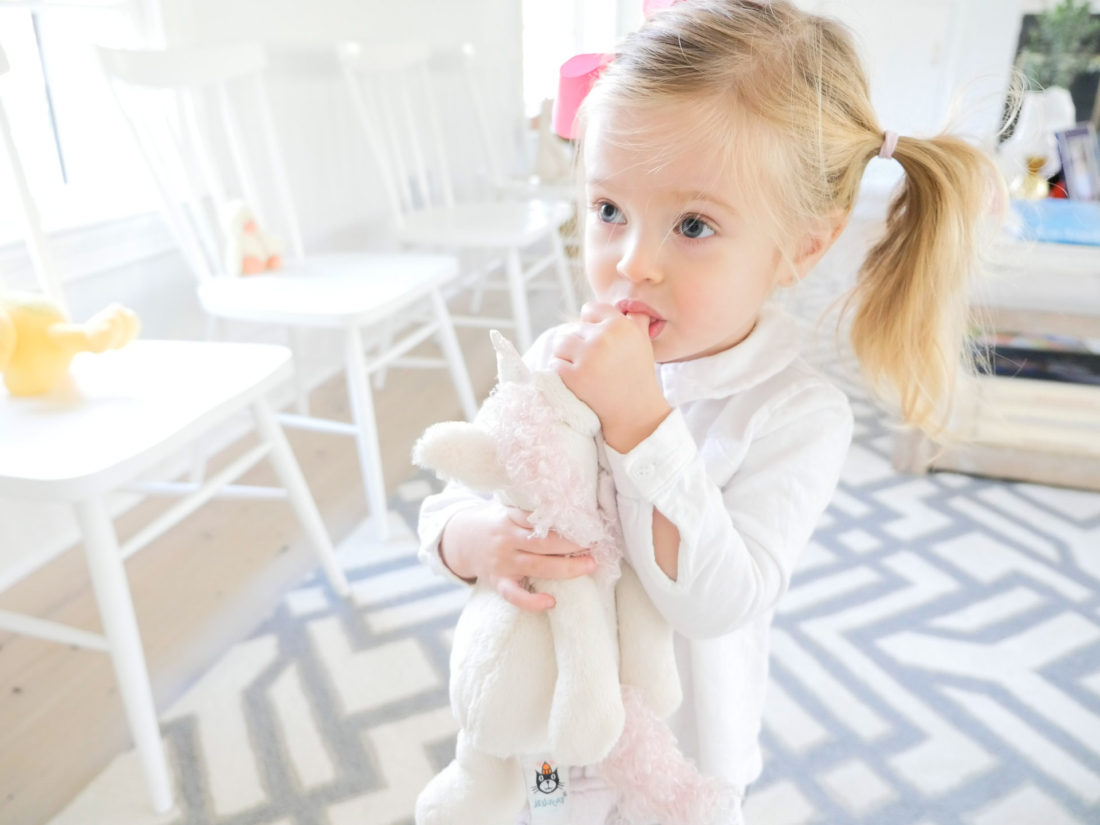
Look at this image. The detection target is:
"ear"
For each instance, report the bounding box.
[412,421,509,492]
[490,329,530,384]
[780,211,848,286]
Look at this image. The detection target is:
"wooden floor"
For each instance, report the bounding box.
[0,292,559,825]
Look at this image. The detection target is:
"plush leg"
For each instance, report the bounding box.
[616,563,681,718]
[450,588,557,755]
[415,731,527,825]
[538,576,624,765]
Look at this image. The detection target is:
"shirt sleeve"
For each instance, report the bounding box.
[605,384,853,639]
[416,481,489,585]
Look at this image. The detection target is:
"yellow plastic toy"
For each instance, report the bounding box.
[0,293,140,396]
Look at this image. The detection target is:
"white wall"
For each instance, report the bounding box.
[803,0,1023,142]
[160,0,521,55]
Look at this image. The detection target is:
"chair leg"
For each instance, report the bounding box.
[374,321,394,391]
[550,226,579,316]
[251,398,351,596]
[204,313,224,342]
[75,499,173,815]
[344,325,391,540]
[188,440,208,485]
[188,315,223,484]
[505,247,533,351]
[468,248,487,314]
[431,289,478,421]
[289,326,311,416]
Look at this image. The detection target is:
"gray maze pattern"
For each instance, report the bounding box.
[749,325,1100,825]
[754,390,1100,825]
[51,320,1100,825]
[145,507,466,825]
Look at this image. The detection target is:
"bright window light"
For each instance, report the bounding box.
[520,0,629,119]
[0,3,154,244]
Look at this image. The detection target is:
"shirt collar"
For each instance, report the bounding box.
[656,303,805,406]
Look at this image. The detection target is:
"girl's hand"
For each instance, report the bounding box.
[440,501,596,612]
[551,302,672,452]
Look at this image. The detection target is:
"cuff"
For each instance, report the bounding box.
[604,408,698,501]
[416,497,483,586]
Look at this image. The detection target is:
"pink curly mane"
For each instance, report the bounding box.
[484,379,622,587]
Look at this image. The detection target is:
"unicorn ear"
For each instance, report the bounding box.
[412,420,509,492]
[490,329,530,384]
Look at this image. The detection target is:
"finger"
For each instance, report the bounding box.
[624,311,652,335]
[504,506,534,530]
[517,550,596,580]
[497,577,556,612]
[524,529,588,557]
[549,326,585,363]
[580,301,617,323]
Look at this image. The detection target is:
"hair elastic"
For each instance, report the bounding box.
[879,130,899,160]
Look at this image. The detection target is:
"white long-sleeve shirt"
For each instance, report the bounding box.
[417,303,853,795]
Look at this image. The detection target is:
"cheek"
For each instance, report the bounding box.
[583,246,617,293]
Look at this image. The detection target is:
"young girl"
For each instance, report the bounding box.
[418,1,1004,822]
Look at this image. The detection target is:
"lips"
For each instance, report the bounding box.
[615,299,666,340]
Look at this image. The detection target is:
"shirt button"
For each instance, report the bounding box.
[633,463,655,479]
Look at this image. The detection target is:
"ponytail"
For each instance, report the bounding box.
[848,135,1005,435]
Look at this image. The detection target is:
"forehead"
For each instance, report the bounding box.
[582,104,739,194]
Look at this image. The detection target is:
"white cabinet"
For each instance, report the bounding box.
[895,238,1100,490]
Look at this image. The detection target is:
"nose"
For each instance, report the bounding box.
[615,229,663,284]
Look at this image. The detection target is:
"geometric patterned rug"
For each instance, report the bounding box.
[48,322,1100,825]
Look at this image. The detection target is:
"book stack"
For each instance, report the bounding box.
[976,330,1100,386]
[938,330,1100,478]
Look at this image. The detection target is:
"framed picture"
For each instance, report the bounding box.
[1056,124,1100,201]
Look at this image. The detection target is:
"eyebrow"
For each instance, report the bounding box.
[586,176,738,216]
[670,189,739,216]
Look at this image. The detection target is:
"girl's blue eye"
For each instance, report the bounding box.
[678,215,714,239]
[597,202,626,224]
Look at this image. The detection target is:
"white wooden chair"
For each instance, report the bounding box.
[449,44,579,209]
[338,42,579,351]
[0,44,348,814]
[451,45,583,260]
[97,43,478,539]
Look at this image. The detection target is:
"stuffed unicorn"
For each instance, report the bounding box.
[412,330,731,825]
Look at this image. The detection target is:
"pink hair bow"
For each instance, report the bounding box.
[552,53,613,139]
[552,0,689,139]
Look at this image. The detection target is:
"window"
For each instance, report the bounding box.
[0,3,158,262]
[520,0,641,118]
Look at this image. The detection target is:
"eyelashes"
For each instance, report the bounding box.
[677,215,714,239]
[590,200,716,240]
[595,201,626,224]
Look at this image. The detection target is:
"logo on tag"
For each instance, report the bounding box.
[523,755,570,824]
[535,762,561,794]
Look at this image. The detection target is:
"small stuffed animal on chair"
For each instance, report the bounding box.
[222,200,283,276]
[412,331,730,825]
[0,293,139,396]
[532,98,573,186]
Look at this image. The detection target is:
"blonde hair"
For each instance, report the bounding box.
[579,0,1005,435]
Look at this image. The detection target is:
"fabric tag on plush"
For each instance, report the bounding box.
[523,755,571,824]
